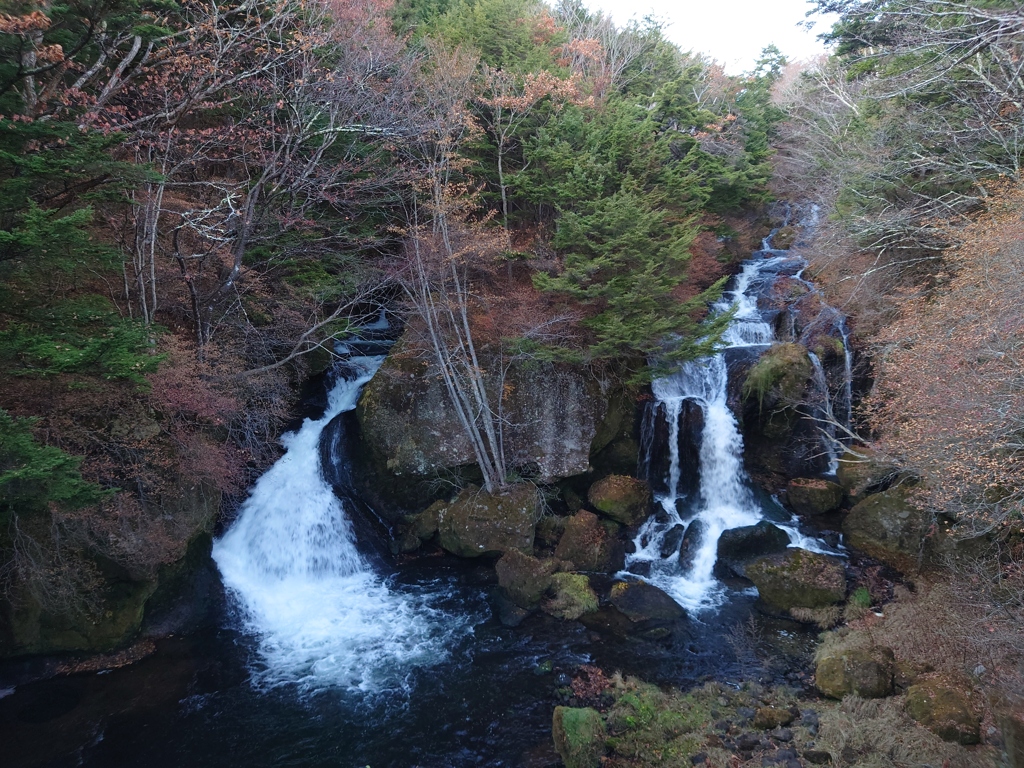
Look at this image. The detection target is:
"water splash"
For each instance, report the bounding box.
[213,357,474,694]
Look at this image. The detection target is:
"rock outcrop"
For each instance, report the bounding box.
[786,478,843,516]
[587,475,650,526]
[716,521,791,577]
[437,484,542,558]
[746,549,847,611]
[554,510,625,573]
[843,487,931,573]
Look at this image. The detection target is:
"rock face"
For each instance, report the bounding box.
[357,340,611,492]
[787,478,844,516]
[608,581,685,623]
[554,510,625,573]
[716,521,791,577]
[437,484,542,558]
[746,549,846,610]
[495,550,561,608]
[905,673,982,744]
[835,446,899,503]
[739,343,829,478]
[587,475,650,526]
[815,645,895,699]
[843,488,931,573]
[552,706,607,768]
[543,573,599,621]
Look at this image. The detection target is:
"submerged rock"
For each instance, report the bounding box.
[587,475,650,526]
[659,524,686,559]
[554,510,624,573]
[678,519,705,571]
[905,673,982,744]
[815,645,895,699]
[716,521,791,577]
[437,483,542,558]
[786,478,844,516]
[552,706,607,768]
[608,580,685,623]
[746,549,846,610]
[542,573,599,621]
[843,487,931,573]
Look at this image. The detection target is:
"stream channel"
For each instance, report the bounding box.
[0,209,850,768]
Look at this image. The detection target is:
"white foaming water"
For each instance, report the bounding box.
[213,357,471,693]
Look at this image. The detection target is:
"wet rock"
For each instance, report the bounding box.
[587,475,651,526]
[408,500,445,540]
[495,550,561,608]
[815,645,895,699]
[660,524,686,559]
[843,487,931,573]
[494,591,531,627]
[679,520,705,571]
[437,483,542,558]
[746,549,846,610]
[905,673,982,745]
[786,478,843,517]
[835,446,899,503]
[552,706,607,768]
[608,580,685,623]
[716,521,791,577]
[753,707,794,730]
[554,510,625,573]
[543,573,599,621]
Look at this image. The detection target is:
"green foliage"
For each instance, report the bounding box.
[427,0,560,71]
[0,410,105,524]
[851,586,873,608]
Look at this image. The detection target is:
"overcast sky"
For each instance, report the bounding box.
[583,0,838,74]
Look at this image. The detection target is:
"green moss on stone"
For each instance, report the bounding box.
[552,706,608,768]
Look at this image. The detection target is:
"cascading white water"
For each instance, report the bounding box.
[213,356,471,693]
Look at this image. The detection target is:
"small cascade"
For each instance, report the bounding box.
[630,208,852,612]
[213,356,471,693]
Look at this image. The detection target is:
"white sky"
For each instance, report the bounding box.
[584,0,838,74]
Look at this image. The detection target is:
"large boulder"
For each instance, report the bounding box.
[437,484,541,558]
[587,475,650,526]
[495,550,562,609]
[836,446,899,503]
[716,521,791,577]
[746,549,847,610]
[787,478,844,516]
[843,488,931,573]
[554,510,625,573]
[552,706,607,768]
[542,573,599,621]
[608,580,685,622]
[357,339,612,499]
[905,673,982,745]
[815,645,895,699]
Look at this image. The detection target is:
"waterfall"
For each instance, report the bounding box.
[629,213,851,612]
[213,356,471,693]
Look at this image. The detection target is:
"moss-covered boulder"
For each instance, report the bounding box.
[552,706,607,768]
[437,483,541,558]
[587,475,650,526]
[609,580,685,623]
[495,550,561,609]
[906,673,982,745]
[554,510,624,573]
[836,446,899,503]
[843,487,931,573]
[787,478,844,516]
[716,521,791,577]
[815,645,895,699]
[543,573,599,621]
[746,549,846,610]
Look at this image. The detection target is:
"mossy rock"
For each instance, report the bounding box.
[437,483,541,558]
[716,521,791,577]
[552,706,607,768]
[741,342,814,413]
[906,673,982,745]
[843,487,931,573]
[787,478,844,516]
[554,510,624,573]
[835,446,899,503]
[495,550,561,609]
[587,475,650,526]
[753,706,795,730]
[746,549,846,610]
[543,573,599,621]
[815,645,895,699]
[609,580,685,623]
